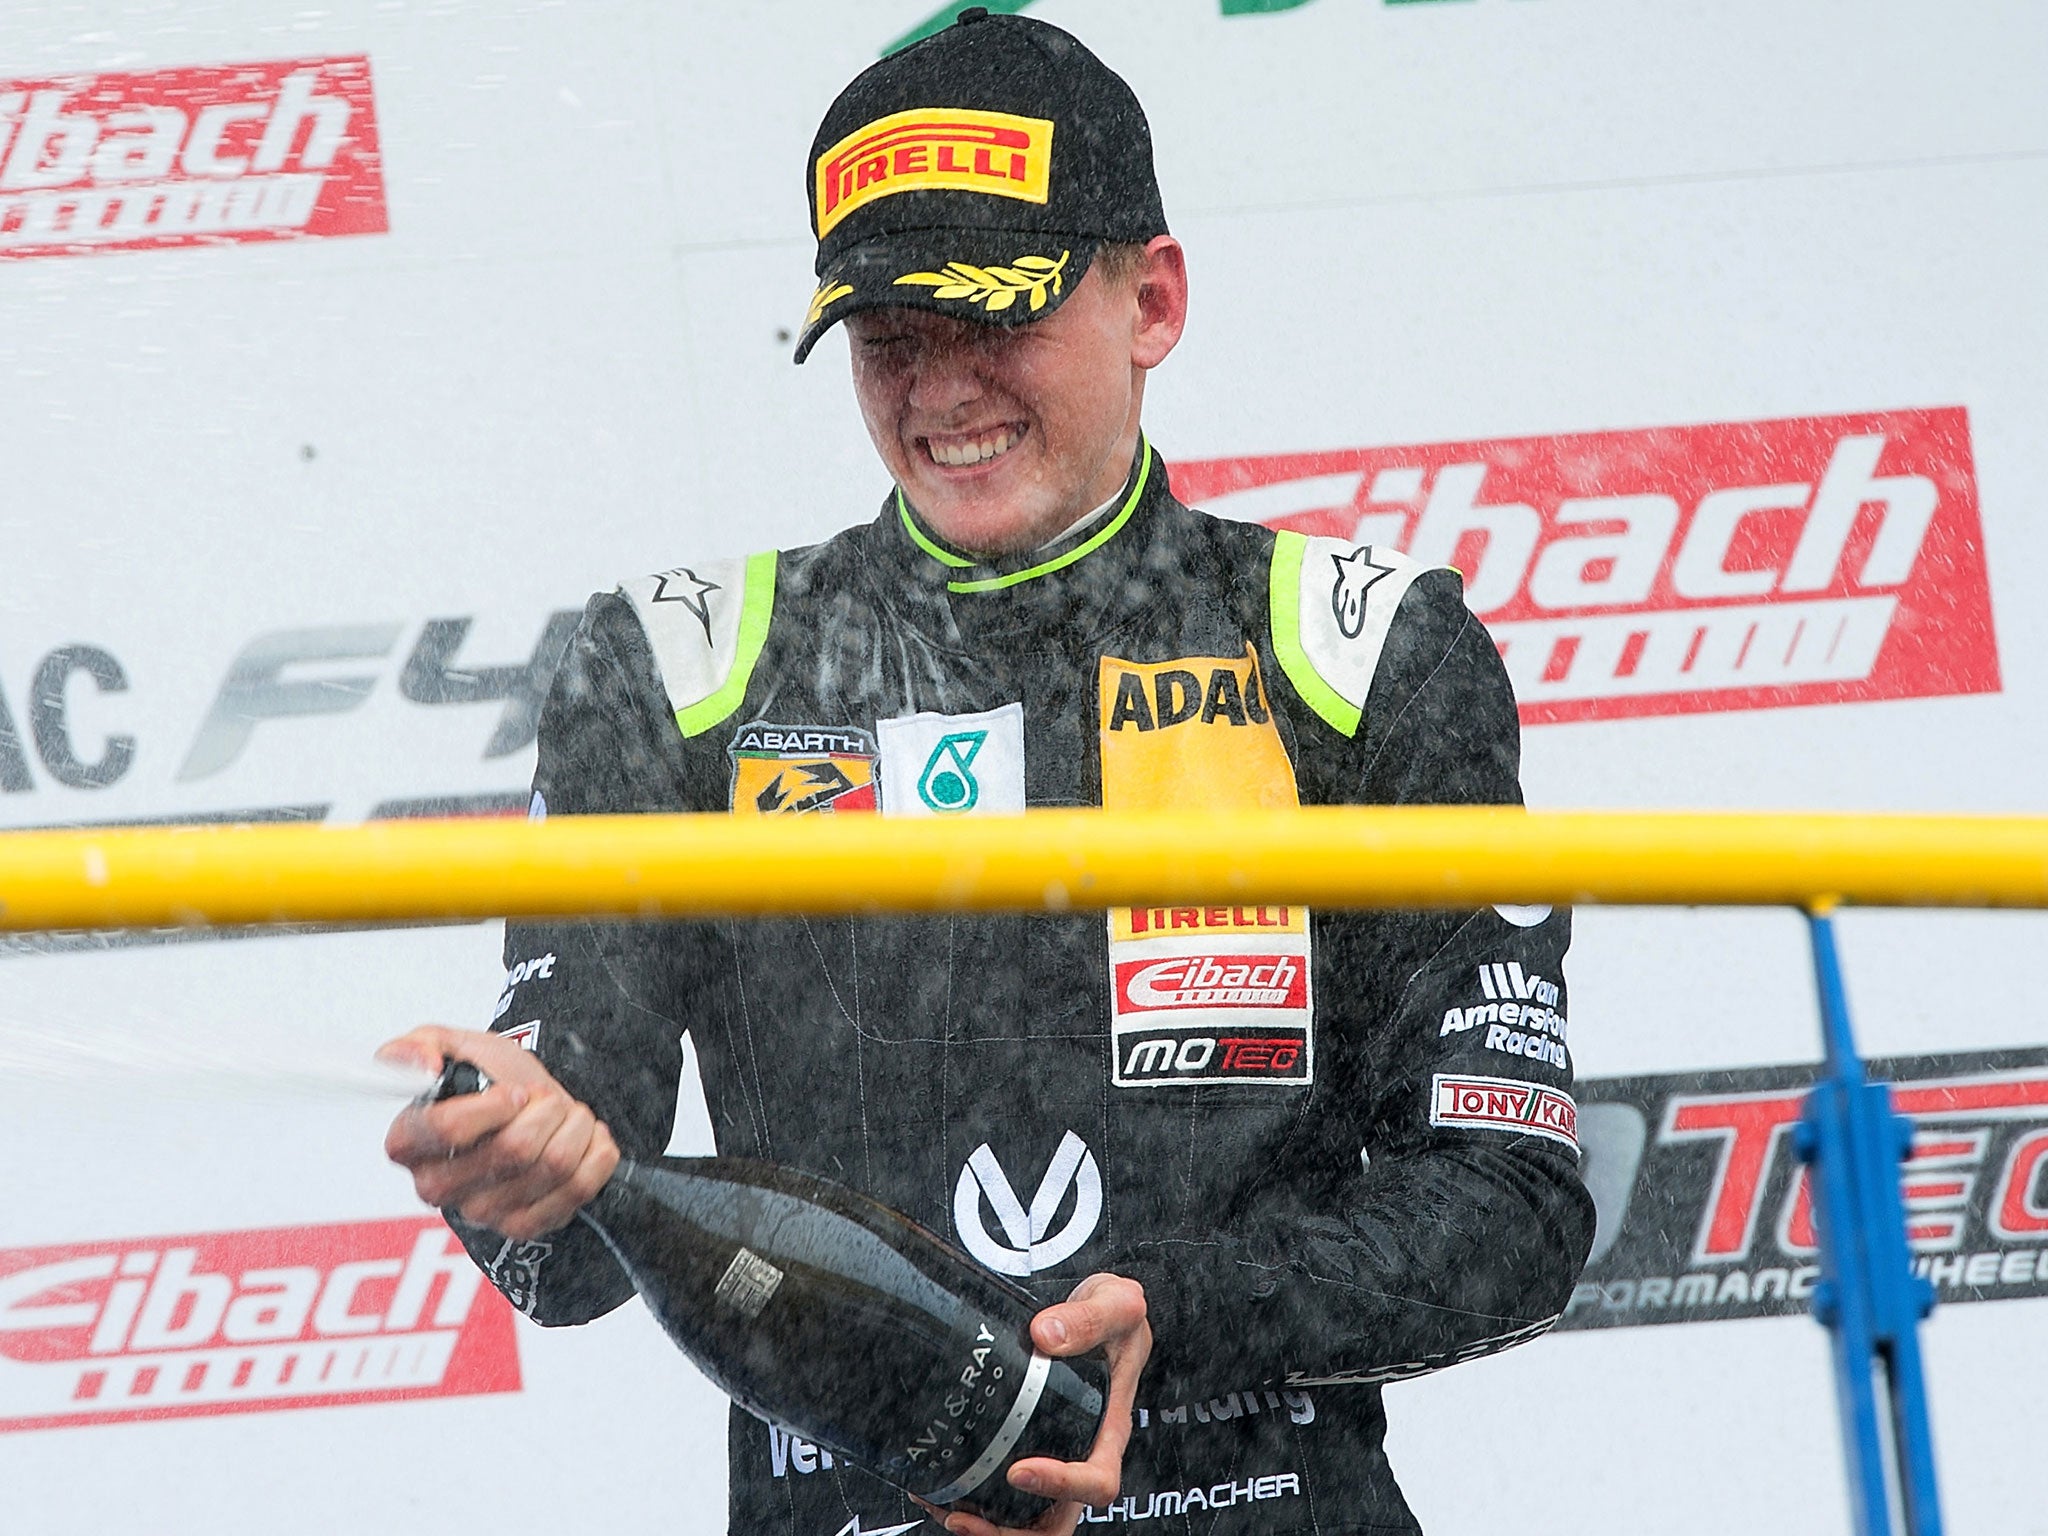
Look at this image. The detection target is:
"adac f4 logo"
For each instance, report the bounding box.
[728,721,878,817]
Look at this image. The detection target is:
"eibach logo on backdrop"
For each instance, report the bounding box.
[1170,408,1998,725]
[0,1217,517,1431]
[0,56,386,260]
[1561,1048,2048,1331]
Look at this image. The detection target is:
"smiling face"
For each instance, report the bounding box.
[845,236,1188,558]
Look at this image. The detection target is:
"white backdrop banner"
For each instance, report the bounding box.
[1,2,2043,1533]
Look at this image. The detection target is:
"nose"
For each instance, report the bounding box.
[905,336,984,418]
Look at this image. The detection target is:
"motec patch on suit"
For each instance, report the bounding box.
[1098,648,1313,1087]
[727,721,878,816]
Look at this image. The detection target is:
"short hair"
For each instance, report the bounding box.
[1092,241,1150,289]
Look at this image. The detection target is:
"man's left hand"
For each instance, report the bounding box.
[936,1271,1151,1536]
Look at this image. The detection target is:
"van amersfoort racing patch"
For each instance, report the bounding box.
[727,722,877,816]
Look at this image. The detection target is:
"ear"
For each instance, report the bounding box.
[1129,235,1188,371]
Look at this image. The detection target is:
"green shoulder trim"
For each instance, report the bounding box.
[1270,530,1362,736]
[676,549,778,738]
[947,439,1153,594]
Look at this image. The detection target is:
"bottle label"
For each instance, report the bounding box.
[712,1247,785,1320]
[901,1321,1003,1477]
[920,1347,1052,1505]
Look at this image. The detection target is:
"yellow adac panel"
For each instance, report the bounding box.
[1096,647,1297,812]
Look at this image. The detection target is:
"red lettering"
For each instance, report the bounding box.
[937,145,967,173]
[973,147,997,176]
[1009,151,1026,182]
[892,144,928,176]
[1893,1078,2048,1117]
[1662,1092,1805,1262]
[1170,907,1199,929]
[1204,907,1227,927]
[1995,1129,2048,1238]
[855,155,888,189]
[1217,1038,1306,1073]
[1233,907,1253,927]
[1783,1171,1818,1253]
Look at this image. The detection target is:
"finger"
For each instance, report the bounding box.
[941,1509,1080,1536]
[485,1113,619,1240]
[383,1079,526,1166]
[456,1091,577,1223]
[1031,1273,1146,1356]
[1007,1448,1118,1511]
[376,1024,563,1091]
[424,1080,534,1150]
[374,1025,451,1074]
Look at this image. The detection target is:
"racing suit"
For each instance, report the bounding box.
[455,439,1595,1534]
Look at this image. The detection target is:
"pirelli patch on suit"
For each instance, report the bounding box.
[1096,655,1311,1088]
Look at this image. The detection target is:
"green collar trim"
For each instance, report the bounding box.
[896,439,1154,595]
[895,493,975,568]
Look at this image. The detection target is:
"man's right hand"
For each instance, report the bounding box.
[379,1025,620,1241]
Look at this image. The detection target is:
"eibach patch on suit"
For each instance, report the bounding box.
[1108,906,1314,1087]
[727,722,877,816]
[1430,1073,1579,1152]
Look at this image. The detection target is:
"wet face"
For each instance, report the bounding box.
[845,237,1187,558]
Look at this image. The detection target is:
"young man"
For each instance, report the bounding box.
[383,12,1593,1535]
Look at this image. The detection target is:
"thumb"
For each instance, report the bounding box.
[374,1025,453,1073]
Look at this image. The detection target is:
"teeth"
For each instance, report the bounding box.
[928,429,1016,467]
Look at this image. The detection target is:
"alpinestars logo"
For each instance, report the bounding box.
[1330,546,1395,639]
[953,1133,1102,1277]
[650,567,722,644]
[1172,408,1998,725]
[0,57,386,260]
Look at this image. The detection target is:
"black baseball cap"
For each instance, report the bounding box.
[793,7,1169,363]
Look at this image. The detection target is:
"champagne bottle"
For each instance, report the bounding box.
[433,1062,1106,1524]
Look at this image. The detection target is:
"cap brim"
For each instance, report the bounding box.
[793,232,1099,363]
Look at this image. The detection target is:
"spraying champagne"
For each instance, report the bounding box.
[433,1061,1106,1524]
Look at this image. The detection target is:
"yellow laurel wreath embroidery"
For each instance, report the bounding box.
[805,280,854,327]
[891,250,1070,314]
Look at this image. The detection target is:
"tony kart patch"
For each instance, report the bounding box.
[1431,1073,1579,1152]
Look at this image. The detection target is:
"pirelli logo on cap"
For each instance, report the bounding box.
[814,107,1054,237]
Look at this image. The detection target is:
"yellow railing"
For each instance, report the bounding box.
[0,808,2044,931]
